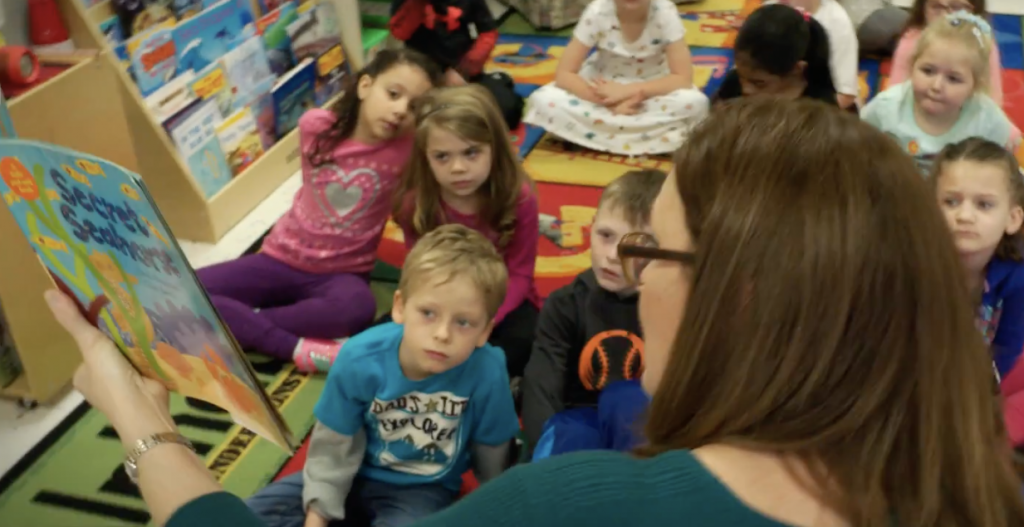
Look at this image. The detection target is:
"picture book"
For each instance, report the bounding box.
[99,16,126,48]
[162,98,205,136]
[272,59,316,139]
[146,70,199,123]
[216,107,265,175]
[0,139,296,450]
[256,3,299,77]
[286,1,346,105]
[257,0,295,14]
[168,100,232,198]
[113,0,177,38]
[235,76,277,150]
[189,62,234,118]
[172,0,206,18]
[220,36,274,112]
[127,25,178,97]
[201,0,259,25]
[173,0,251,74]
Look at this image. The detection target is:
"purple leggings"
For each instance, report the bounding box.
[197,253,376,360]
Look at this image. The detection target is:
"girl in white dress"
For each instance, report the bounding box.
[524,0,710,155]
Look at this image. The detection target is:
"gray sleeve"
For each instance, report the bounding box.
[301,422,367,520]
[471,442,510,484]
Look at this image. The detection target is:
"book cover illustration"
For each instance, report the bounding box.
[113,0,177,37]
[173,0,251,74]
[216,107,265,175]
[209,0,261,23]
[169,100,232,198]
[0,140,295,450]
[272,59,316,138]
[189,62,234,118]
[127,25,178,97]
[256,2,299,77]
[146,70,199,123]
[172,0,206,18]
[287,2,346,105]
[236,76,277,150]
[99,16,126,48]
[221,36,274,112]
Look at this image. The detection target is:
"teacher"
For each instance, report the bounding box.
[48,97,1024,527]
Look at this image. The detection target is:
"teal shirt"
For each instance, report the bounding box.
[861,81,1013,174]
[167,450,792,527]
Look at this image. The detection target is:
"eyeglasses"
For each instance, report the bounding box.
[616,232,696,285]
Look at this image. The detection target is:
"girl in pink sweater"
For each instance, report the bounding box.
[197,49,443,373]
[393,85,541,378]
[889,0,1002,104]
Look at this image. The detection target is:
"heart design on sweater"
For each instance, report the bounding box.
[312,165,381,231]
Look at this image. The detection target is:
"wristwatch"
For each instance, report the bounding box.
[123,432,195,484]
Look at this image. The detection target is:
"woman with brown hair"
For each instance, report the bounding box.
[48,97,1024,527]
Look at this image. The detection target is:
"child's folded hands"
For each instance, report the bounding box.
[592,78,644,106]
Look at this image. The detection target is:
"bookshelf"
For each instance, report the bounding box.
[68,0,363,243]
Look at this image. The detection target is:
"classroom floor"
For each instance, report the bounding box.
[2,0,1024,523]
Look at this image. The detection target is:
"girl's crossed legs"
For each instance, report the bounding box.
[198,253,376,361]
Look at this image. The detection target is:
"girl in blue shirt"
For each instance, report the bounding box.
[932,137,1024,377]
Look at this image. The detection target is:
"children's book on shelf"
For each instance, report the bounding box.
[173,0,252,74]
[127,25,178,97]
[113,0,177,38]
[272,59,317,139]
[236,76,278,150]
[189,63,234,118]
[146,71,199,123]
[288,1,346,106]
[99,16,126,48]
[0,97,295,450]
[220,36,275,112]
[168,99,232,198]
[256,3,300,77]
[217,107,266,175]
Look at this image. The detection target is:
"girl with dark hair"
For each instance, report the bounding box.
[196,49,443,373]
[713,3,838,105]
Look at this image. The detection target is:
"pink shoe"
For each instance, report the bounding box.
[293,338,346,373]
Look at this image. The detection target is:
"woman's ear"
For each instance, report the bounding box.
[357,74,373,101]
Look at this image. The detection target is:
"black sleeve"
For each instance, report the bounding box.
[520,287,578,455]
[468,0,498,33]
[712,69,741,103]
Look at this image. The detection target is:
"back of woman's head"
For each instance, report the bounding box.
[311,48,444,165]
[735,4,834,91]
[913,12,994,94]
[641,97,1024,526]
[393,84,529,247]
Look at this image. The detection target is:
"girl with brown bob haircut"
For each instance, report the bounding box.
[43,97,1024,527]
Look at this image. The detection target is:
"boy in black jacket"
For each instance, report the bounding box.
[521,169,666,460]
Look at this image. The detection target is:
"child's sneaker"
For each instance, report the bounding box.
[293,337,347,373]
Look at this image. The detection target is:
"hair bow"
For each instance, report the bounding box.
[947,11,993,47]
[424,4,462,32]
[790,4,812,22]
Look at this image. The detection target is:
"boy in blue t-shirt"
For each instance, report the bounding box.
[246,224,521,527]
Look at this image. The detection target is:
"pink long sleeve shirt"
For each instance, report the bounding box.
[399,184,542,324]
[261,110,413,275]
[889,28,1003,105]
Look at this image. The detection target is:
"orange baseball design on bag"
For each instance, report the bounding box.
[578,329,644,391]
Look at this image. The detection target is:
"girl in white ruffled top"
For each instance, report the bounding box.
[524,0,710,156]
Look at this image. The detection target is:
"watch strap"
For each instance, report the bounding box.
[124,432,195,483]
